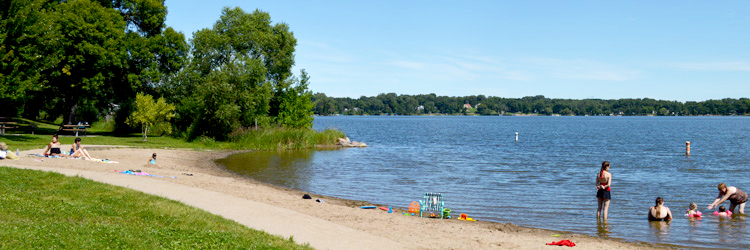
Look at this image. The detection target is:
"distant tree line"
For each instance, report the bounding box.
[312,93,750,116]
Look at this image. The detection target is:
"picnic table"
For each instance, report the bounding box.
[61,124,90,137]
[0,121,17,135]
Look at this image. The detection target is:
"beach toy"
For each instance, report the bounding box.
[360,206,376,209]
[459,213,468,220]
[458,213,475,221]
[379,206,388,211]
[408,201,420,213]
[442,208,451,218]
[388,206,393,213]
[685,210,702,217]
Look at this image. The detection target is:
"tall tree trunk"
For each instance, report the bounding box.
[66,102,78,125]
[142,125,148,142]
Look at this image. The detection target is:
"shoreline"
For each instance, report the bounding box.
[2,147,672,249]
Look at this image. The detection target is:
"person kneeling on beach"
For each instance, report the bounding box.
[70,137,92,160]
[648,197,672,221]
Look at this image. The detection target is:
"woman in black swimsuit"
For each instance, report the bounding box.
[648,197,673,221]
[596,161,612,220]
[43,134,66,157]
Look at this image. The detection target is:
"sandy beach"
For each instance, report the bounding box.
[1,146,668,250]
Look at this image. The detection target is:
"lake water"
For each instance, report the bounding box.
[217,116,750,249]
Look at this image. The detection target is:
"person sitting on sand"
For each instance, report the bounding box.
[708,183,747,214]
[43,134,67,157]
[648,197,673,221]
[685,202,702,217]
[146,153,161,168]
[70,137,92,160]
[713,206,733,216]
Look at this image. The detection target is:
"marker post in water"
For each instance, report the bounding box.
[686,141,690,156]
[515,132,519,142]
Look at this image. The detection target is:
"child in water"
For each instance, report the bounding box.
[713,205,733,216]
[685,202,702,217]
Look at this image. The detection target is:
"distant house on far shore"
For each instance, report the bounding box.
[463,103,472,109]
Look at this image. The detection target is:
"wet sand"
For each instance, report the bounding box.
[2,146,670,249]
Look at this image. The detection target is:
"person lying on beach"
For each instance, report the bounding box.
[0,142,18,160]
[685,202,702,217]
[708,183,747,214]
[713,206,732,216]
[43,134,67,157]
[648,197,672,221]
[70,137,92,160]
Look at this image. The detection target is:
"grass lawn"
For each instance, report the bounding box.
[0,118,344,151]
[0,133,232,151]
[0,167,312,249]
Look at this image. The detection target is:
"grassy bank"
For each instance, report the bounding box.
[0,124,345,151]
[230,127,345,150]
[0,167,312,249]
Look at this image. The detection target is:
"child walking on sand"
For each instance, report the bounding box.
[685,202,702,217]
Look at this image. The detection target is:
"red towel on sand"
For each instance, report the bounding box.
[546,239,576,247]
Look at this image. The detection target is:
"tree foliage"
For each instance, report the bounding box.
[166,7,313,140]
[277,70,314,128]
[0,0,186,123]
[0,3,319,141]
[125,92,175,142]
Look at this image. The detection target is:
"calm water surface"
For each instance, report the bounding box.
[217,116,750,249]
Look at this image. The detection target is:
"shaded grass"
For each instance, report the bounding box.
[0,128,344,151]
[0,167,312,249]
[0,134,233,151]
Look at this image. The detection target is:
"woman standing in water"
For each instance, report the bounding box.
[708,183,747,214]
[596,161,611,220]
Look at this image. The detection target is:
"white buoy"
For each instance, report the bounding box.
[515,132,519,142]
[686,141,690,156]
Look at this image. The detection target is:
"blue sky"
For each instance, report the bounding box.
[164,0,750,102]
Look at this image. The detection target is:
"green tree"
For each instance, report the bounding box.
[170,7,305,139]
[0,0,186,124]
[126,92,175,142]
[277,70,314,128]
